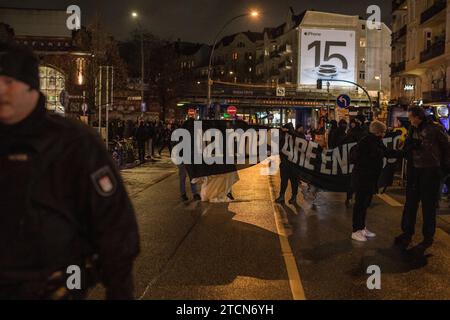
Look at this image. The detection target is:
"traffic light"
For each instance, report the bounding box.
[317,79,323,90]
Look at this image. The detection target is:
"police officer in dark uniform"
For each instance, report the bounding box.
[0,43,140,299]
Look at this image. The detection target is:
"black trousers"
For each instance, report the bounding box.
[159,142,172,155]
[137,141,146,163]
[279,162,298,199]
[402,167,441,239]
[346,187,354,201]
[352,184,374,232]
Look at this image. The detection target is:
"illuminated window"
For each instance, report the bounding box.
[360,38,366,47]
[232,52,238,60]
[39,65,66,113]
[76,58,86,85]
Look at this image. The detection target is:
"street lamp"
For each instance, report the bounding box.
[131,11,145,112]
[207,10,260,118]
[374,75,382,90]
[375,75,382,116]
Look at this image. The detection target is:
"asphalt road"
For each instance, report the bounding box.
[88,157,450,300]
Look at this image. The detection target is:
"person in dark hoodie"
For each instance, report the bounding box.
[394,106,450,248]
[335,119,348,147]
[134,119,148,164]
[326,120,339,149]
[276,123,299,205]
[350,121,400,242]
[343,118,368,207]
[344,117,367,144]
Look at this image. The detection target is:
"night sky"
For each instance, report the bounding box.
[1,0,391,43]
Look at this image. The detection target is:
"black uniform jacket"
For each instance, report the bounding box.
[0,94,140,299]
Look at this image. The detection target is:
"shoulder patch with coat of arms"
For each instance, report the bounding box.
[90,166,117,197]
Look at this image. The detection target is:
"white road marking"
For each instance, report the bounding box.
[267,178,306,300]
[377,193,403,207]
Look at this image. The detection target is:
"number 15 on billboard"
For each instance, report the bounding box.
[300,29,356,85]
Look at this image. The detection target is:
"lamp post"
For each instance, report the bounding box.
[375,75,382,118]
[207,10,259,119]
[132,11,145,112]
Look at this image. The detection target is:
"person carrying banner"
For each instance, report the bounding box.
[395,106,450,248]
[326,120,338,149]
[178,165,201,202]
[276,123,299,205]
[344,118,366,145]
[350,121,399,242]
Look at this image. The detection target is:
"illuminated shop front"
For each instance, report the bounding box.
[39,65,66,114]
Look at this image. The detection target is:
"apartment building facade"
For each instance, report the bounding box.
[188,10,392,126]
[391,0,450,129]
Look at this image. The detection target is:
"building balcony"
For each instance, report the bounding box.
[420,39,446,63]
[392,0,407,12]
[422,89,448,103]
[392,25,407,42]
[391,61,405,74]
[421,0,447,24]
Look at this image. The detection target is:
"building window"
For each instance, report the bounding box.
[232,52,238,60]
[359,70,366,80]
[424,30,432,49]
[360,38,366,47]
[39,65,65,113]
[76,58,86,85]
[362,24,366,30]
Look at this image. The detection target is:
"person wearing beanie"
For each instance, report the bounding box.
[0,43,140,300]
[350,121,401,242]
[0,43,41,125]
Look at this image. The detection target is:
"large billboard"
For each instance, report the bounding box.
[299,28,356,85]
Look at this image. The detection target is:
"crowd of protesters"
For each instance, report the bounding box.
[105,118,184,166]
[275,110,450,246]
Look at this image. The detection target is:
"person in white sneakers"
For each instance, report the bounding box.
[350,121,400,242]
